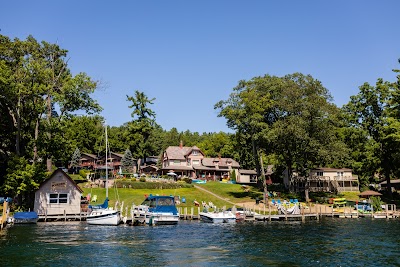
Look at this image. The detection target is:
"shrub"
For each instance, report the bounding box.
[79,169,90,179]
[114,180,193,189]
[183,178,192,184]
[370,196,383,211]
[70,174,87,184]
[139,177,146,182]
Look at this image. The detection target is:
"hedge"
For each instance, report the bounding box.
[115,179,193,189]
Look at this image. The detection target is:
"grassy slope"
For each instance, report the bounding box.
[81,181,265,212]
[195,182,263,203]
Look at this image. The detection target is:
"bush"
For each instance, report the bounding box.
[183,178,192,184]
[79,169,90,179]
[114,180,193,189]
[370,196,383,211]
[70,174,87,184]
[139,177,146,182]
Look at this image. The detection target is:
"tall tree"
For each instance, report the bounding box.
[216,73,348,197]
[121,148,135,174]
[126,90,156,165]
[343,63,400,196]
[70,147,81,173]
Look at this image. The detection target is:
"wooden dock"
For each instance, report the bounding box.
[38,211,88,222]
[0,201,9,230]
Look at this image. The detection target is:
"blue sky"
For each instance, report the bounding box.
[2,1,400,133]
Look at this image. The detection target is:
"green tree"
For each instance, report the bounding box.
[121,148,135,174]
[216,73,349,198]
[342,64,400,196]
[126,90,157,165]
[70,147,81,173]
[1,155,46,209]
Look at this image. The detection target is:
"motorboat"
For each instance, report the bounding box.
[12,211,39,224]
[132,195,179,225]
[199,210,236,223]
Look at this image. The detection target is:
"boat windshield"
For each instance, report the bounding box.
[157,198,174,206]
[141,197,175,207]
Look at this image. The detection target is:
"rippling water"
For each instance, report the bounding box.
[0,218,399,266]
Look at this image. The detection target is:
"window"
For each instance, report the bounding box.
[48,193,69,204]
[192,150,198,156]
[192,160,200,165]
[316,171,323,177]
[337,172,343,177]
[173,160,180,165]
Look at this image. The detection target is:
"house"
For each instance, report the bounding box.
[380,179,400,191]
[161,143,240,181]
[97,151,138,175]
[284,167,359,193]
[79,152,98,170]
[140,165,159,176]
[236,165,273,184]
[34,169,84,217]
[237,169,258,183]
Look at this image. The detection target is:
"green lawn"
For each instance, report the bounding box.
[81,186,236,211]
[195,181,263,203]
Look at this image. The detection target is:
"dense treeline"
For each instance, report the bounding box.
[1,34,399,208]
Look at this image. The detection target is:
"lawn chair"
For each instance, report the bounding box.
[91,195,98,202]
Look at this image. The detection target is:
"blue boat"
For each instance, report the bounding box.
[13,211,39,224]
[132,195,179,225]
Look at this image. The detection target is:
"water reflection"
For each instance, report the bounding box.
[0,219,399,266]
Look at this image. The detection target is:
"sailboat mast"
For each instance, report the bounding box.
[105,122,108,198]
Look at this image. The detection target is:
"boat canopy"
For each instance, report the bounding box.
[13,211,38,220]
[89,197,109,209]
[141,195,178,215]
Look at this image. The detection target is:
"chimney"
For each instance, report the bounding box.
[179,140,183,149]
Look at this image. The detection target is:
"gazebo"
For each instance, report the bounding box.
[359,190,382,198]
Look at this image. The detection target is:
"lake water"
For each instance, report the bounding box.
[0,218,399,266]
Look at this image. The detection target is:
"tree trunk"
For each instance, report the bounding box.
[33,118,40,164]
[46,95,52,172]
[259,155,268,204]
[252,138,261,176]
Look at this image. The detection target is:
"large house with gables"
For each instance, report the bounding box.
[284,167,359,193]
[161,144,244,181]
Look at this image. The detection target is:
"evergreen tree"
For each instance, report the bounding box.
[70,147,81,174]
[121,148,135,174]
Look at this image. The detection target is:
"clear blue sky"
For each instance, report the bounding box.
[2,1,400,133]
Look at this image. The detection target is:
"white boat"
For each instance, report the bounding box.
[87,123,121,226]
[199,211,236,223]
[132,195,179,225]
[87,198,121,225]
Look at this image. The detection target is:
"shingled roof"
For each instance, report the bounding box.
[202,157,240,168]
[165,146,201,160]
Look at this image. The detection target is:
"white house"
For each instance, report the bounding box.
[34,169,84,217]
[284,167,359,193]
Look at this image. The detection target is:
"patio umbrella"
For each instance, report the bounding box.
[359,190,382,198]
[167,172,177,176]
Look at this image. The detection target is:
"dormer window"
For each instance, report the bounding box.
[192,150,198,156]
